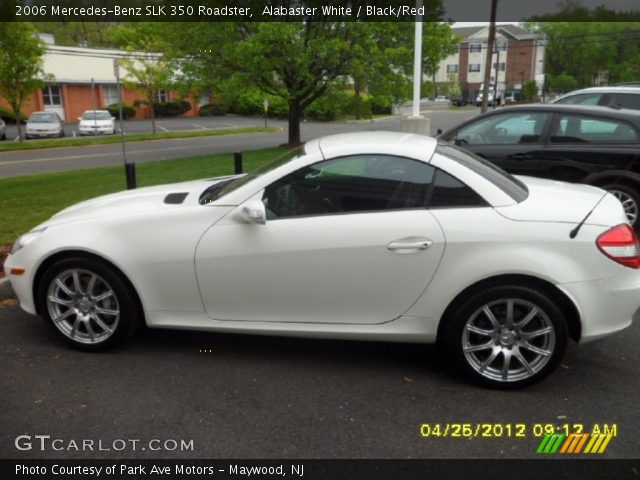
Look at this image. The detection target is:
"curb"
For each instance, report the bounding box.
[0,277,15,301]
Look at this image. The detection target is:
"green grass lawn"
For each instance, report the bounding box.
[0,146,294,245]
[0,126,280,153]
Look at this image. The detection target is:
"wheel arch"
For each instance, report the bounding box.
[583,170,640,190]
[32,249,145,324]
[436,274,582,343]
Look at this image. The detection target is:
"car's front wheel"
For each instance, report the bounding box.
[443,283,568,389]
[37,257,142,351]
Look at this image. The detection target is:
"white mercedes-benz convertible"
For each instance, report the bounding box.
[5,132,639,388]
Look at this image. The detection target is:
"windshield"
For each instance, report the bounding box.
[83,111,112,120]
[29,114,59,123]
[199,147,303,204]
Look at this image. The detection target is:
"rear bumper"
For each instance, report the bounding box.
[559,271,640,342]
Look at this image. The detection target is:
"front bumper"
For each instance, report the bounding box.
[3,253,37,315]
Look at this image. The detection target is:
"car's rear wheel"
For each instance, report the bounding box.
[443,284,568,389]
[602,184,640,229]
[37,257,141,351]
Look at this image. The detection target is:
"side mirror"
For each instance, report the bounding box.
[436,128,443,135]
[239,200,266,225]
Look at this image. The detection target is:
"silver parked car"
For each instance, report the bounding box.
[553,86,640,110]
[26,111,65,139]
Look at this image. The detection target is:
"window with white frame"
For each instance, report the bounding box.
[103,85,120,106]
[155,90,169,103]
[43,85,62,106]
[446,64,458,73]
[492,62,506,72]
[469,43,482,53]
[496,42,507,51]
[469,64,481,73]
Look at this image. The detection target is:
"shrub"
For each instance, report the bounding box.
[153,100,192,117]
[523,80,539,102]
[370,95,393,115]
[199,99,228,116]
[0,105,27,124]
[106,103,136,120]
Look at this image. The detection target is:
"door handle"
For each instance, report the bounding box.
[387,238,433,251]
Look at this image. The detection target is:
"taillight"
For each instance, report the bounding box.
[596,224,640,269]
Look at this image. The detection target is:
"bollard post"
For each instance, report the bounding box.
[234,152,243,174]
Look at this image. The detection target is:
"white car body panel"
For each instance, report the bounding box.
[4,131,638,348]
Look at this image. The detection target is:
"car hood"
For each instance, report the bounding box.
[496,176,626,226]
[39,176,238,228]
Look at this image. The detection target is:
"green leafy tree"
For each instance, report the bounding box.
[113,24,174,134]
[526,6,640,87]
[35,22,118,48]
[523,80,539,101]
[446,73,461,100]
[0,22,46,141]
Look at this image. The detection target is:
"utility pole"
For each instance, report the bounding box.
[481,0,498,113]
[114,58,136,189]
[493,47,500,109]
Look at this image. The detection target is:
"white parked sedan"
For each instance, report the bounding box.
[5,132,639,388]
[25,111,64,139]
[78,110,116,135]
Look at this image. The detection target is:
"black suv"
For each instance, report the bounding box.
[439,104,640,229]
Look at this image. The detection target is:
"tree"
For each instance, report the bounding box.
[0,22,46,141]
[35,22,118,48]
[446,73,461,100]
[112,24,174,134]
[525,6,640,87]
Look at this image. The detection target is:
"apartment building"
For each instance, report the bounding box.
[435,24,546,101]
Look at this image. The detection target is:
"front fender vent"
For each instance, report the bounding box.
[164,192,189,204]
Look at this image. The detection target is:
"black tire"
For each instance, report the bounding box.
[601,183,640,231]
[441,283,568,389]
[36,256,142,351]
[1,132,5,140]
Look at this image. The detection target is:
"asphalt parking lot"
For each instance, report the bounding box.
[1,303,639,459]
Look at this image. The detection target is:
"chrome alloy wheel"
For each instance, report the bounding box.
[462,299,556,383]
[46,269,120,345]
[609,189,638,225]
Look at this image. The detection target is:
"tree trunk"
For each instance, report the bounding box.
[287,99,302,146]
[150,100,156,134]
[353,83,362,120]
[12,104,23,142]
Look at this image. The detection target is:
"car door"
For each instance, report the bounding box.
[194,154,446,325]
[446,111,551,176]
[538,112,640,182]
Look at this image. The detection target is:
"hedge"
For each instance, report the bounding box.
[106,103,136,120]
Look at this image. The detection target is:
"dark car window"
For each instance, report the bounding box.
[454,112,550,145]
[262,155,487,219]
[550,114,639,144]
[437,143,529,203]
[554,93,603,106]
[609,93,640,111]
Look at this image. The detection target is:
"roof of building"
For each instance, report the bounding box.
[453,24,541,41]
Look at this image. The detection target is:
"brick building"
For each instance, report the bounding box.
[435,24,545,101]
[0,38,202,122]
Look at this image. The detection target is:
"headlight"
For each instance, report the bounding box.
[11,227,47,254]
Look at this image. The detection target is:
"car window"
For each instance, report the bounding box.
[454,112,550,145]
[437,143,529,203]
[29,114,59,123]
[83,112,112,120]
[550,114,639,143]
[609,93,640,110]
[554,93,603,106]
[262,155,486,219]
